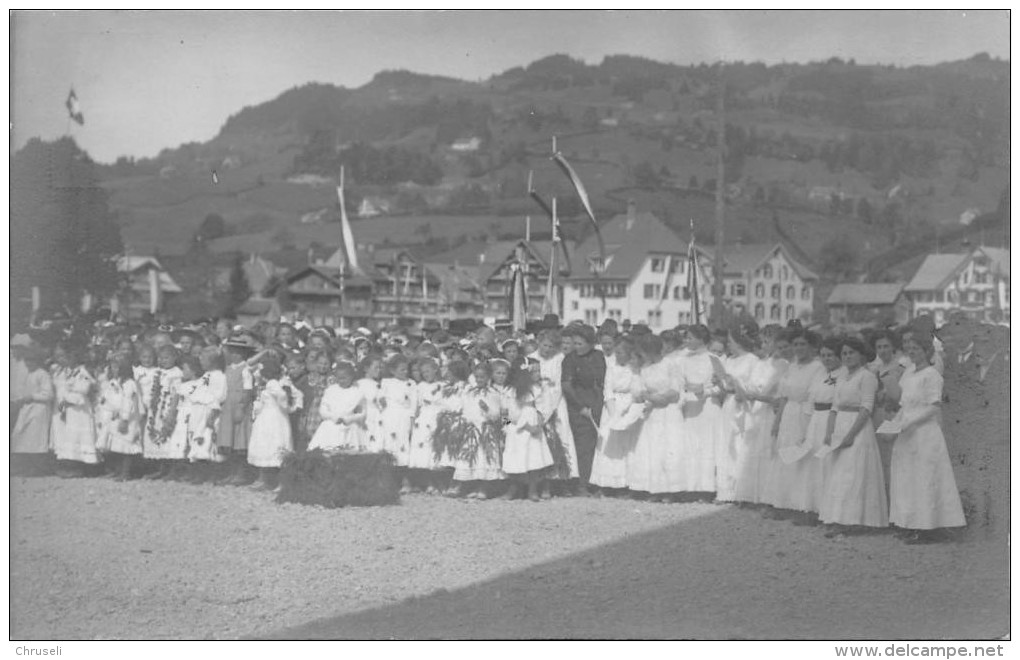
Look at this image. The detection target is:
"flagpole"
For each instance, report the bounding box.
[711,73,727,326]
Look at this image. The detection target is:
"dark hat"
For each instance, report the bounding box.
[222,334,259,352]
[541,313,561,330]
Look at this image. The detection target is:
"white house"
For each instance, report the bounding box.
[450,137,482,152]
[904,246,1010,324]
[562,204,713,329]
[113,256,182,319]
[718,242,818,324]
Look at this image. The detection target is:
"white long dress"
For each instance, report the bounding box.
[309,384,367,452]
[591,361,641,488]
[733,356,786,504]
[676,349,723,493]
[626,359,684,494]
[888,366,965,530]
[453,385,505,481]
[819,367,888,527]
[358,378,385,453]
[12,368,53,454]
[186,371,229,463]
[379,377,416,466]
[763,359,826,510]
[796,367,843,514]
[142,366,182,458]
[718,353,760,502]
[529,352,579,480]
[50,366,99,464]
[247,379,293,468]
[96,377,143,456]
[502,388,555,475]
[408,381,444,469]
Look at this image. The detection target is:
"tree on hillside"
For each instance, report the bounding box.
[195,213,227,244]
[11,137,122,313]
[819,236,859,280]
[634,161,661,189]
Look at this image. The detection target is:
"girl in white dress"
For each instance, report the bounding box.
[408,358,445,492]
[309,362,366,452]
[529,330,579,497]
[96,352,143,480]
[185,348,229,471]
[627,334,684,501]
[886,335,965,542]
[50,343,99,477]
[164,356,215,479]
[437,359,471,495]
[818,337,889,533]
[358,355,386,453]
[718,327,762,502]
[591,337,642,492]
[763,328,826,514]
[501,363,554,501]
[247,359,294,490]
[380,355,417,491]
[675,325,723,495]
[452,362,506,498]
[142,346,183,479]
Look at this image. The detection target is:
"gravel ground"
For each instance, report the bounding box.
[10,476,1008,640]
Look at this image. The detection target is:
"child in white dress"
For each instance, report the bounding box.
[309,362,367,452]
[379,355,417,490]
[501,361,554,501]
[142,346,183,479]
[358,355,385,453]
[50,343,99,478]
[408,358,445,493]
[247,359,294,490]
[96,352,142,480]
[452,362,505,498]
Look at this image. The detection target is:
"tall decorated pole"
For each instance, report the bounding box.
[712,73,727,325]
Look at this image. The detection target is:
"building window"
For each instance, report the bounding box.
[651,257,665,273]
[934,291,944,303]
[755,283,765,298]
[975,272,988,284]
[731,283,746,297]
[669,258,683,274]
[683,287,691,300]
[585,310,598,324]
[786,285,796,299]
[801,285,810,300]
[771,284,781,299]
[673,286,681,300]
[785,304,795,320]
[648,309,662,328]
[754,303,765,320]
[571,301,579,311]
[763,265,774,279]
[609,309,622,320]
[770,304,781,320]
[781,266,789,281]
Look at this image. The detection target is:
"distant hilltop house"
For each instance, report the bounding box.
[719,242,818,324]
[358,196,392,218]
[113,256,182,318]
[958,208,982,226]
[300,208,331,224]
[449,137,482,152]
[599,117,619,127]
[904,246,1010,325]
[563,203,712,328]
[220,154,241,170]
[158,165,179,180]
[826,283,909,328]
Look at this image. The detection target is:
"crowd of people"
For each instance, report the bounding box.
[10,309,990,544]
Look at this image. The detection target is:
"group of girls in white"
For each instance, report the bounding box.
[10,314,967,542]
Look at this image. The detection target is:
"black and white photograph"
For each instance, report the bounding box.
[8,9,1010,645]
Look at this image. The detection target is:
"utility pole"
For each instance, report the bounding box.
[712,72,727,325]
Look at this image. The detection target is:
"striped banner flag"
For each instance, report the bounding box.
[65,88,84,125]
[337,166,359,272]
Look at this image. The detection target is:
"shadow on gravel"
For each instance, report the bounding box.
[257,505,1008,640]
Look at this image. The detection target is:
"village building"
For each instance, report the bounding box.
[719,242,818,324]
[112,256,183,319]
[563,204,713,328]
[904,246,1010,324]
[826,283,910,328]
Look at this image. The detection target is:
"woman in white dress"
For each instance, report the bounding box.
[247,359,294,490]
[886,334,966,543]
[734,326,787,505]
[869,330,907,497]
[501,363,555,501]
[675,325,723,496]
[627,334,684,501]
[818,337,889,533]
[11,346,54,475]
[50,343,99,477]
[591,337,642,493]
[529,329,579,497]
[763,328,826,515]
[309,362,367,452]
[95,352,143,480]
[718,325,763,503]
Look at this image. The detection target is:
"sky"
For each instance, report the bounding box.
[10,9,1010,164]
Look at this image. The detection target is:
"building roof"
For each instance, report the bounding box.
[422,263,483,304]
[719,242,819,281]
[976,246,1010,278]
[569,210,702,281]
[826,283,905,306]
[428,239,569,283]
[116,256,183,293]
[904,254,970,292]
